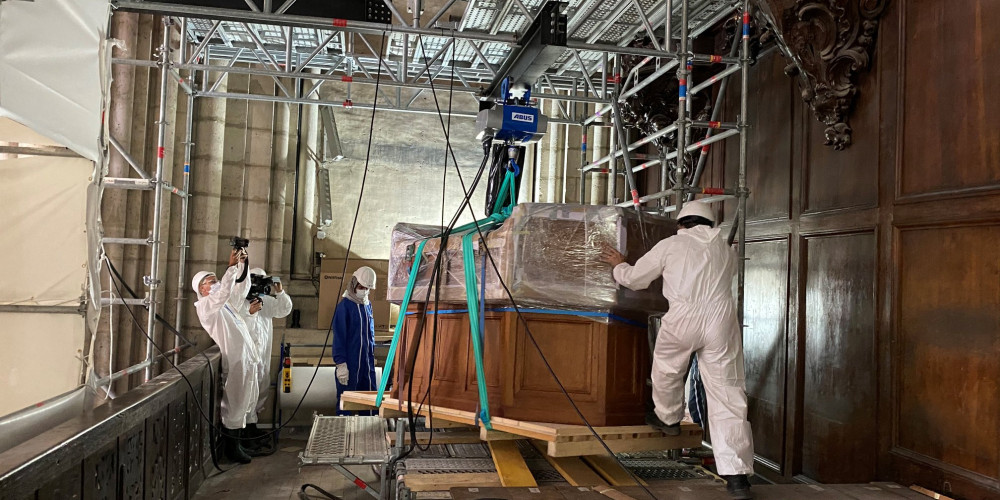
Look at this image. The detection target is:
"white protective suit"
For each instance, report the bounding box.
[194,263,261,429]
[612,224,755,476]
[238,269,293,423]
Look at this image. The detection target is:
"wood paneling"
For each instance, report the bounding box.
[803,73,879,214]
[801,232,877,483]
[514,317,597,397]
[395,309,649,425]
[743,239,789,470]
[895,225,1000,480]
[466,313,504,393]
[897,0,1000,198]
[723,50,794,222]
[696,0,1000,495]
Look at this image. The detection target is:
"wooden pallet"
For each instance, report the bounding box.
[340,391,703,457]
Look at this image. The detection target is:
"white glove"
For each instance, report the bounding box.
[336,363,349,385]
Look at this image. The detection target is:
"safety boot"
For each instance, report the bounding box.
[645,411,681,436]
[722,474,753,499]
[223,430,252,464]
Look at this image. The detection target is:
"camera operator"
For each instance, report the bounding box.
[237,268,293,450]
[191,248,262,464]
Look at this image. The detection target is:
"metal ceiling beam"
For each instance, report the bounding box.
[115,1,519,44]
[424,0,459,28]
[484,1,568,98]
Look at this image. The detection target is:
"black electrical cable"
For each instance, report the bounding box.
[409,45,459,453]
[104,31,391,453]
[392,146,493,466]
[299,483,343,500]
[104,260,232,473]
[389,34,499,465]
[411,34,660,500]
[272,28,390,436]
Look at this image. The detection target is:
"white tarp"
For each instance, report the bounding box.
[0,156,93,306]
[0,117,62,147]
[0,155,93,416]
[0,313,87,417]
[0,0,110,162]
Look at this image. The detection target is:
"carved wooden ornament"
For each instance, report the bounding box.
[756,0,888,149]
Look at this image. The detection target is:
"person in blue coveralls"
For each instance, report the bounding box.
[332,266,377,415]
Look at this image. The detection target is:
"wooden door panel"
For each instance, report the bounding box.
[801,232,878,482]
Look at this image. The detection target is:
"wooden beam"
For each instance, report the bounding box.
[531,440,608,486]
[340,400,374,411]
[401,472,500,492]
[593,486,640,500]
[488,440,537,487]
[340,391,700,457]
[910,486,956,500]
[480,428,521,441]
[388,431,482,445]
[547,433,702,457]
[378,406,408,419]
[427,415,477,429]
[582,455,646,487]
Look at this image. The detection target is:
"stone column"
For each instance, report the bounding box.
[243,75,276,270]
[590,123,609,205]
[292,75,320,279]
[185,61,228,354]
[267,98,292,276]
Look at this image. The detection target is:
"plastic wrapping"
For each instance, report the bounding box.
[387,223,505,303]
[387,203,676,313]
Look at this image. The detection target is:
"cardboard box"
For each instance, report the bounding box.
[318,258,393,331]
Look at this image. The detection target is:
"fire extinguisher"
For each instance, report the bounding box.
[282,344,292,393]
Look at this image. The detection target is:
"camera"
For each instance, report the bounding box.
[230,236,250,251]
[247,274,276,301]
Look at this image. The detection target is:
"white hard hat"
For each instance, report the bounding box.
[250,268,266,276]
[353,266,377,289]
[677,201,716,223]
[191,271,214,294]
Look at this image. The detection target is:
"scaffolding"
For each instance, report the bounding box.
[102,0,752,382]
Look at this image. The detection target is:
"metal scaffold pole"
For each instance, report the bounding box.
[173,91,195,365]
[145,19,172,381]
[736,0,751,330]
[672,0,690,217]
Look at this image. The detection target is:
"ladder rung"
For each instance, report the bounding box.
[102,237,151,246]
[104,178,154,190]
[101,297,147,306]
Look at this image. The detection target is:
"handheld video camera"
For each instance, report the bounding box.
[230,236,250,251]
[247,274,279,301]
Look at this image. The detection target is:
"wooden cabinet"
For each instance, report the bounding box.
[391,306,651,426]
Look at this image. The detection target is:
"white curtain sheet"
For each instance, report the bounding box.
[0,0,110,416]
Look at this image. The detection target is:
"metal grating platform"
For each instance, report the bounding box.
[403,458,497,474]
[446,443,491,458]
[300,415,389,465]
[619,457,711,481]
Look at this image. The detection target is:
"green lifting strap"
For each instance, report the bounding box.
[375,166,519,429]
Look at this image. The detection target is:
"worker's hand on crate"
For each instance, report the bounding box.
[600,246,625,267]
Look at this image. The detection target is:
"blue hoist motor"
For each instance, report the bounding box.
[475,79,548,144]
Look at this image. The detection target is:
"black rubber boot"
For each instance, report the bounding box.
[244,423,268,439]
[243,424,273,454]
[722,474,753,499]
[645,411,681,436]
[224,430,252,464]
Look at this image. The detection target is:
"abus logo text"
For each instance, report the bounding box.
[511,112,534,123]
